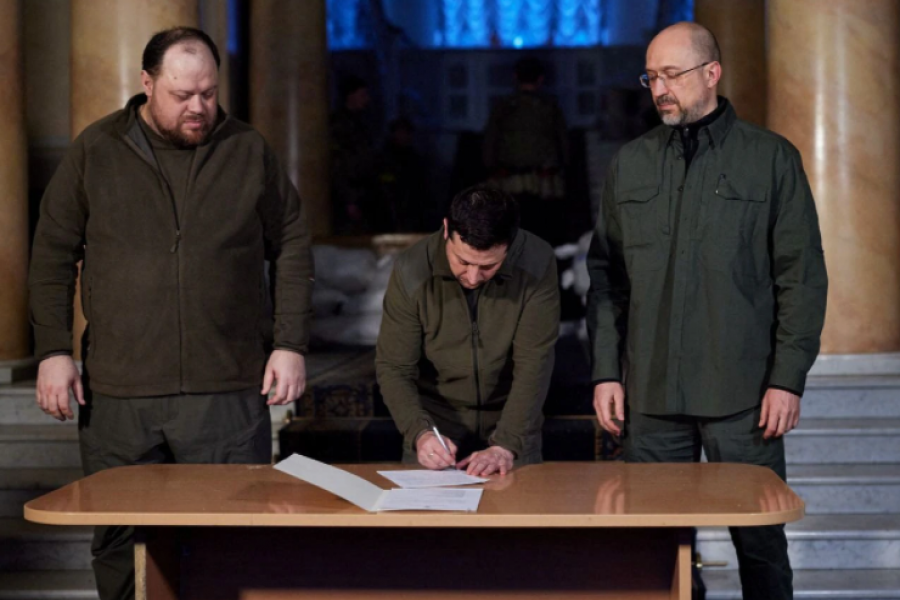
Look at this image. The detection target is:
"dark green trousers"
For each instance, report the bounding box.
[78,389,273,600]
[623,406,792,600]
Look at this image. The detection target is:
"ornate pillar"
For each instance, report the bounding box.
[70,0,198,359]
[768,0,900,354]
[694,0,766,127]
[200,0,230,112]
[250,0,332,237]
[0,0,30,363]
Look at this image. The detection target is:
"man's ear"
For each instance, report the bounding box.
[140,70,154,98]
[443,218,450,241]
[707,62,722,89]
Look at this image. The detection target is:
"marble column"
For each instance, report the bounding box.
[0,0,30,362]
[200,0,230,113]
[250,0,332,237]
[693,0,766,127]
[70,0,198,359]
[768,0,900,354]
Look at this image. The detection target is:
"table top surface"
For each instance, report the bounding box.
[24,462,804,528]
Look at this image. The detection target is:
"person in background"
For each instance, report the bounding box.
[378,117,428,232]
[483,57,568,246]
[330,75,383,233]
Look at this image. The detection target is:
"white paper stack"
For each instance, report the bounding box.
[274,454,483,513]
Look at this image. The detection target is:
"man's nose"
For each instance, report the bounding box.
[466,267,482,284]
[649,76,670,95]
[187,94,204,114]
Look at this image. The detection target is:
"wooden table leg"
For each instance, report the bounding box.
[135,528,181,600]
[670,528,692,600]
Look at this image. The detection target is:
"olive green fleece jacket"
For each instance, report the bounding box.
[29,94,314,397]
[587,98,827,416]
[375,230,560,462]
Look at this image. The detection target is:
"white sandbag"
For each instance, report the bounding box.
[343,255,395,315]
[312,245,378,293]
[312,286,348,316]
[311,313,383,346]
[571,231,593,298]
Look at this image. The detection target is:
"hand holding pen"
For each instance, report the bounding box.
[415,425,458,470]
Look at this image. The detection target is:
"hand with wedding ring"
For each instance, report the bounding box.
[416,431,458,470]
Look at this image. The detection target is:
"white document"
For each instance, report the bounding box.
[274,454,483,513]
[377,469,488,489]
[376,488,483,512]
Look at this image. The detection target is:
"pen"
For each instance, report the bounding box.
[431,425,454,457]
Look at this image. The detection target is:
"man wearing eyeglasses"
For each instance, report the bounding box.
[587,22,827,600]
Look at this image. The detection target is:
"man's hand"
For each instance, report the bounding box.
[593,381,625,436]
[262,350,307,406]
[759,388,801,439]
[416,431,458,470]
[457,446,514,476]
[36,356,84,421]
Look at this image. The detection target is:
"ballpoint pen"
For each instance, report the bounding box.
[431,425,455,465]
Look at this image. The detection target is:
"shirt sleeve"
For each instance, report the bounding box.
[490,257,560,458]
[766,145,828,395]
[259,144,315,355]
[29,134,89,359]
[586,156,630,382]
[375,268,434,450]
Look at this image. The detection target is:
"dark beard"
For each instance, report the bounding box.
[147,103,212,148]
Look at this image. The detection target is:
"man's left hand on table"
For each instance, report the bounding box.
[457,445,514,476]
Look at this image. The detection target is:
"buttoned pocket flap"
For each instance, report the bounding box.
[617,185,659,204]
[715,178,767,202]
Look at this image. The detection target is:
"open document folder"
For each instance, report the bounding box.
[274,454,483,512]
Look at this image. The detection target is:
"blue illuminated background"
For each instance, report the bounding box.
[326,0,693,50]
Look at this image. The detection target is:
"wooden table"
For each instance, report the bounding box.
[24,462,803,600]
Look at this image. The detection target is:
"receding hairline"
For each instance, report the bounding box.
[652,22,722,64]
[153,41,218,78]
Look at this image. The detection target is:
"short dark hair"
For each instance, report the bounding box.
[447,186,519,251]
[515,57,545,85]
[142,27,220,78]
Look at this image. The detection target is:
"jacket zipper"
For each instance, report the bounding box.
[462,287,483,438]
[471,318,482,436]
[121,133,184,389]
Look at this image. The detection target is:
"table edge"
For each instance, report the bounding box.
[24,503,804,528]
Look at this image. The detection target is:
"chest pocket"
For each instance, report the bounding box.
[616,185,666,272]
[699,174,769,272]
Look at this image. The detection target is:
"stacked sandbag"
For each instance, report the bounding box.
[310,245,394,346]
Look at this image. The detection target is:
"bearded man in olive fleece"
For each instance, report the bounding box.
[29,28,313,600]
[377,186,559,476]
[587,23,827,600]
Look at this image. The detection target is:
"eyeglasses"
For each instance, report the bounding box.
[640,62,711,89]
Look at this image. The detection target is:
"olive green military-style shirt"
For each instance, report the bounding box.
[587,98,827,417]
[376,230,560,462]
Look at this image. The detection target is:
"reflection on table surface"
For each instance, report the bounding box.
[24,462,804,528]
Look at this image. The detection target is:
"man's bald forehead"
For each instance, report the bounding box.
[652,22,721,64]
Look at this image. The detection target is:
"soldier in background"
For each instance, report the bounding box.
[483,57,568,246]
[330,75,383,233]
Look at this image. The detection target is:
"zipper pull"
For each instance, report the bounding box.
[472,321,481,347]
[170,230,181,253]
